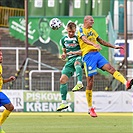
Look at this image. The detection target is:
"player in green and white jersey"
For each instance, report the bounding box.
[57,22,83,111]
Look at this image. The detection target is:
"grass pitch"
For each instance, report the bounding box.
[2,112,133,133]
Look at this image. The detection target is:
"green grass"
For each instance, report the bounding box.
[2,113,133,133]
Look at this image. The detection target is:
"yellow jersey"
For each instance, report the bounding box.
[0,64,3,91]
[78,27,99,57]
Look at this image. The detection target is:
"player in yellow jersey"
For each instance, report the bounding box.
[0,51,15,133]
[78,15,133,117]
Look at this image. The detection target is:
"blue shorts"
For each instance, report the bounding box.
[83,52,109,77]
[0,92,11,107]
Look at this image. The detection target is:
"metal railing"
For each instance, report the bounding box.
[29,70,61,91]
[1,47,41,71]
[1,47,129,91]
[0,6,25,27]
[2,75,110,91]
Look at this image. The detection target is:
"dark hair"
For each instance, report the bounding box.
[67,22,76,29]
[39,18,49,27]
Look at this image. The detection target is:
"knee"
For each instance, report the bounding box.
[86,77,94,89]
[10,104,14,111]
[107,65,116,74]
[6,103,14,111]
[60,78,66,84]
[109,68,116,75]
[87,80,94,87]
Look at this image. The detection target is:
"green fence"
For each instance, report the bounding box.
[28,0,45,16]
[28,0,69,17]
[92,0,110,16]
[72,0,92,16]
[28,0,110,17]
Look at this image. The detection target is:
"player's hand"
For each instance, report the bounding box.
[67,51,73,55]
[61,54,67,60]
[9,76,16,81]
[93,44,102,50]
[114,46,124,49]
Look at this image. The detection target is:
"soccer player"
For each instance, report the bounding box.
[78,15,133,117]
[56,22,83,111]
[0,51,16,133]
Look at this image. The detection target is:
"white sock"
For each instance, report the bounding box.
[77,81,82,85]
[62,100,67,104]
[124,81,127,85]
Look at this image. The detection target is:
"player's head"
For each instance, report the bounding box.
[84,15,94,28]
[66,22,76,38]
[38,18,51,40]
[0,50,3,63]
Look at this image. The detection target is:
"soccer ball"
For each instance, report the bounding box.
[49,18,62,30]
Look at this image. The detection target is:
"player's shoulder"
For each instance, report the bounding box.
[61,35,68,40]
[78,27,83,33]
[60,35,68,45]
[91,28,99,36]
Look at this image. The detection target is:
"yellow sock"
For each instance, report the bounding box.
[113,71,127,85]
[86,89,92,108]
[0,109,11,125]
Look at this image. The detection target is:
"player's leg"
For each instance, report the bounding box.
[86,76,97,117]
[83,53,98,117]
[72,57,83,92]
[0,103,14,125]
[102,64,133,90]
[97,52,133,90]
[56,74,69,111]
[57,62,75,111]
[0,92,14,133]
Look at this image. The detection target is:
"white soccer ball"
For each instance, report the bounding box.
[49,18,62,30]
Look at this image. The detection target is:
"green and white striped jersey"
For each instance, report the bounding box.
[60,35,81,59]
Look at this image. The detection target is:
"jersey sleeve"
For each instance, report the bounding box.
[60,37,66,48]
[78,27,85,38]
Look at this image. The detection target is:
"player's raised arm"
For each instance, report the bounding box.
[61,48,67,60]
[3,76,16,83]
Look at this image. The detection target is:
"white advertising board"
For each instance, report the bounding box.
[75,91,132,112]
[0,90,24,110]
